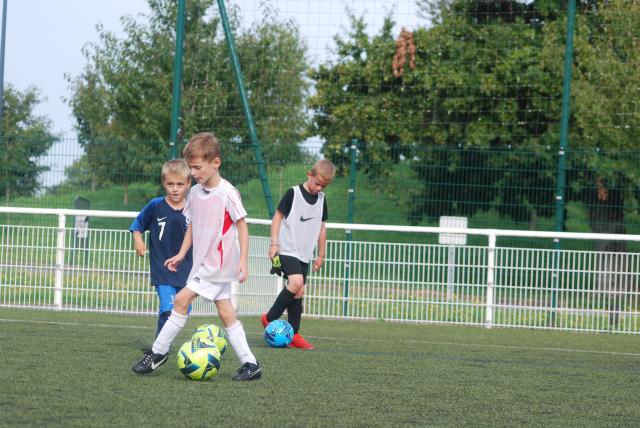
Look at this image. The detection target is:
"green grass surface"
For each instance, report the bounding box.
[1,308,639,427]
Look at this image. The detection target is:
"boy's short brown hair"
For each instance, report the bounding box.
[161,159,190,182]
[310,159,336,179]
[183,132,221,162]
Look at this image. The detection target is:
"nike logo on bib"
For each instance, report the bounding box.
[299,216,314,222]
[157,217,167,222]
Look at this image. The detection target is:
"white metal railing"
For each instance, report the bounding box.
[1,206,639,334]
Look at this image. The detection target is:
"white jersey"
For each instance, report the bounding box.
[278,185,324,262]
[184,179,247,283]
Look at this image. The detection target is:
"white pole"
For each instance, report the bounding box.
[447,245,455,301]
[54,213,66,309]
[485,234,496,328]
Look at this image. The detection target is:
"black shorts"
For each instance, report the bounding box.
[279,254,309,284]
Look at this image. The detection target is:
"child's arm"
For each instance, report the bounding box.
[236,218,249,283]
[129,200,155,256]
[132,231,146,256]
[165,223,193,272]
[313,222,327,272]
[268,210,284,258]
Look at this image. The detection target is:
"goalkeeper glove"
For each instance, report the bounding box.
[270,254,282,276]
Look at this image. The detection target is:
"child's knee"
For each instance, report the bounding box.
[215,300,237,326]
[173,297,190,314]
[287,278,304,294]
[289,283,305,298]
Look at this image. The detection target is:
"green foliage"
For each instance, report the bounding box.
[9,157,637,250]
[539,0,640,237]
[11,0,640,236]
[309,14,404,175]
[309,3,558,225]
[67,0,310,199]
[310,0,640,232]
[0,85,55,201]
[575,5,640,159]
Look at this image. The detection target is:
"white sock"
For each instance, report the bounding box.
[152,310,188,355]
[225,321,257,365]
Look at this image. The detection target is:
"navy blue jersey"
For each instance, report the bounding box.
[129,197,192,287]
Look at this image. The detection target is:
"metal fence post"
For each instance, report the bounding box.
[55,212,66,309]
[485,233,496,328]
[0,0,7,144]
[552,0,577,325]
[343,139,358,316]
[169,0,186,160]
[217,0,275,218]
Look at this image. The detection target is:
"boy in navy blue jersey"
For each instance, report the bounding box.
[130,159,192,339]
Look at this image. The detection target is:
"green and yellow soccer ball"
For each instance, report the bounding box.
[192,323,227,356]
[177,337,221,381]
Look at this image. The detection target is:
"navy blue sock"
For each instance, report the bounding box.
[287,298,303,334]
[267,288,295,322]
[156,311,171,337]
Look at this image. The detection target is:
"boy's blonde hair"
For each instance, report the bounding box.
[183,132,221,162]
[161,159,190,182]
[310,159,336,179]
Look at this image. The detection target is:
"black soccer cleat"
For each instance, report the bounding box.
[232,362,262,381]
[132,350,168,374]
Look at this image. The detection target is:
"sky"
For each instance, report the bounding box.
[3,0,424,187]
[5,0,150,136]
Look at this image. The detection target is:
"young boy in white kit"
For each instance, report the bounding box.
[131,132,261,381]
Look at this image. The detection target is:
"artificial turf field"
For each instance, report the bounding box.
[1,308,639,427]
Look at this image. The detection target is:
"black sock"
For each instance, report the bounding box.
[267,288,295,322]
[287,298,303,334]
[156,311,171,337]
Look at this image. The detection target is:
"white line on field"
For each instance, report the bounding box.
[1,317,639,357]
[0,318,150,330]
[330,337,640,357]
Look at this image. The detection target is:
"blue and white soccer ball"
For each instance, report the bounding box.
[177,337,222,381]
[192,323,227,355]
[264,319,294,348]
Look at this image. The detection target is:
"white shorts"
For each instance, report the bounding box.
[186,276,232,302]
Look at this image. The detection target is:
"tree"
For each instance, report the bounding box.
[309,13,422,182]
[0,84,55,202]
[310,0,640,232]
[309,2,559,225]
[67,0,310,203]
[563,1,640,242]
[406,0,560,225]
[537,0,640,303]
